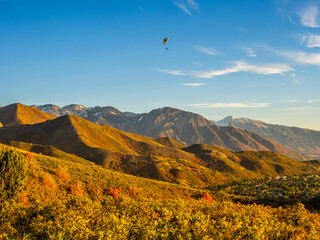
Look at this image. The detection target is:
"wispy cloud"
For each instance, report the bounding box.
[193,62,203,66]
[193,61,293,78]
[173,0,199,16]
[183,83,207,87]
[174,2,192,15]
[189,102,270,108]
[280,50,320,66]
[187,0,199,9]
[298,5,319,27]
[241,46,257,57]
[195,46,221,56]
[158,69,185,76]
[286,100,301,103]
[308,99,320,103]
[301,34,320,47]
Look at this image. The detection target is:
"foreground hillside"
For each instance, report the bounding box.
[214,116,320,159]
[31,104,308,160]
[1,144,320,239]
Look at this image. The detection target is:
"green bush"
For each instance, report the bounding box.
[0,149,26,200]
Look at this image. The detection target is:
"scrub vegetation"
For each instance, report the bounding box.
[1,144,320,239]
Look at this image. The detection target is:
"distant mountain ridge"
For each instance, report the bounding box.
[213,116,320,159]
[32,104,307,160]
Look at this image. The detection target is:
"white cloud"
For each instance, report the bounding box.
[173,2,192,15]
[281,50,320,65]
[299,5,319,27]
[303,34,320,47]
[241,46,257,57]
[195,46,220,56]
[189,102,269,108]
[183,83,207,86]
[173,0,199,15]
[193,61,293,78]
[158,69,185,76]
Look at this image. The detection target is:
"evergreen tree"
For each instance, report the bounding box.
[0,149,26,200]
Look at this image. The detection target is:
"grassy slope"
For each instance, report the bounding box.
[8,140,320,190]
[1,143,320,239]
[0,103,56,126]
[0,143,197,200]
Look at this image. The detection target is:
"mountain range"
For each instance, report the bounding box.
[1,103,320,188]
[213,116,320,160]
[32,103,307,161]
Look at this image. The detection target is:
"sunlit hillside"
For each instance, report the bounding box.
[1,144,320,239]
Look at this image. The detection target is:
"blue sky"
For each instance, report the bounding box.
[1,0,320,130]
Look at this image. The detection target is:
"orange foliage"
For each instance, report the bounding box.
[26,152,34,159]
[129,186,138,197]
[70,181,84,196]
[192,157,201,164]
[109,186,121,199]
[203,192,213,203]
[19,194,29,206]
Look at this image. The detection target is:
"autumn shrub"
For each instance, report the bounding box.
[40,172,56,191]
[203,192,213,203]
[109,187,121,199]
[0,149,26,200]
[55,165,71,182]
[25,152,34,160]
[129,186,138,197]
[70,181,84,196]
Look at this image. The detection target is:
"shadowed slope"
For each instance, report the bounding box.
[0,103,56,126]
[154,137,186,149]
[0,114,194,166]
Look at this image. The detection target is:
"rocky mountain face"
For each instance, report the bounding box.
[32,104,139,129]
[32,104,308,160]
[213,116,320,158]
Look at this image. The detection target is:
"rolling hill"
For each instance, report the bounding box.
[0,103,56,126]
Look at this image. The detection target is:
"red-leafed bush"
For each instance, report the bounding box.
[203,192,213,203]
[26,152,34,159]
[109,187,121,199]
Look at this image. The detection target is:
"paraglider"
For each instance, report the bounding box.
[163,37,169,50]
